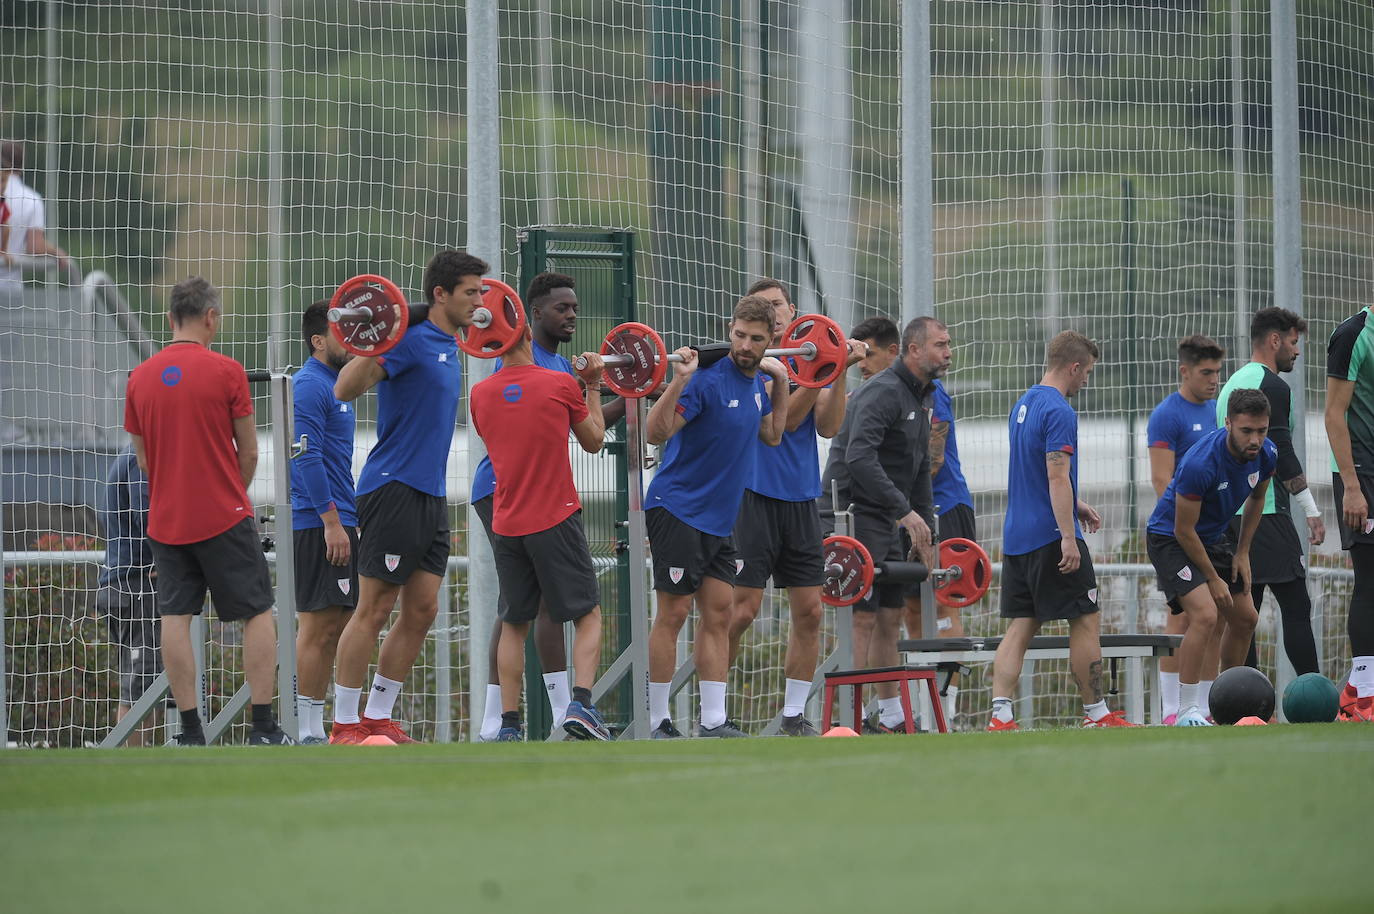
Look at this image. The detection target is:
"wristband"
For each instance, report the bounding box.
[1293,487,1321,519]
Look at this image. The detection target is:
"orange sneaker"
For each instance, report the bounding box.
[986,717,1020,732]
[1083,710,1138,728]
[1337,692,1374,722]
[362,716,418,744]
[328,721,369,745]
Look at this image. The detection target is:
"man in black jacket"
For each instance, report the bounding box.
[819,316,950,732]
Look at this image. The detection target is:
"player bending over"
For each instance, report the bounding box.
[1146,389,1274,727]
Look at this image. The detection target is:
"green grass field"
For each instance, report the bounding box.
[2,725,1369,914]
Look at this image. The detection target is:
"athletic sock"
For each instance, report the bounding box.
[251,703,276,731]
[501,710,521,730]
[1159,670,1180,719]
[877,696,904,728]
[1083,700,1109,722]
[649,681,671,728]
[179,708,203,736]
[990,697,1013,724]
[782,678,810,718]
[295,695,313,741]
[363,673,403,720]
[941,685,959,723]
[1179,682,1200,714]
[1198,679,1214,716]
[1350,656,1374,697]
[480,684,503,741]
[544,671,571,726]
[699,680,727,730]
[310,700,327,740]
[572,686,593,710]
[333,685,361,725]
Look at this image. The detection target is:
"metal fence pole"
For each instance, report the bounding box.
[0,385,8,747]
[266,0,287,372]
[271,374,298,739]
[1230,0,1249,353]
[1272,0,1303,700]
[901,0,934,326]
[465,0,502,741]
[1040,0,1060,339]
[434,570,452,742]
[45,0,60,248]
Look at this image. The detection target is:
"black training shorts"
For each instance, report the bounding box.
[471,495,510,618]
[357,481,450,583]
[150,517,274,622]
[1227,514,1303,584]
[937,504,977,544]
[734,490,825,589]
[493,511,601,625]
[1147,532,1245,615]
[820,507,904,612]
[1000,538,1099,622]
[646,507,737,595]
[293,525,359,613]
[1333,473,1374,551]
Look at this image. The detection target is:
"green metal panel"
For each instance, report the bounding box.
[516,229,636,737]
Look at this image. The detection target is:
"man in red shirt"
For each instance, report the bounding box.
[124,276,288,745]
[469,330,610,740]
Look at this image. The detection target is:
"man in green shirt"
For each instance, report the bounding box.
[1216,308,1323,677]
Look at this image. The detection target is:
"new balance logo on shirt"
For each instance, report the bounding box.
[728,399,739,408]
[1217,481,1229,491]
[438,353,448,362]
[1192,423,1202,430]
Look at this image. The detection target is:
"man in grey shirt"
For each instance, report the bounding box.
[819,316,951,732]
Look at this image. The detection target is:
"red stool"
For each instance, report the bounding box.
[822,665,949,734]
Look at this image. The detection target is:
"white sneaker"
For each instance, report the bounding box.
[1174,706,1212,727]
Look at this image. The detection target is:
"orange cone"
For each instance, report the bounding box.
[822,726,859,737]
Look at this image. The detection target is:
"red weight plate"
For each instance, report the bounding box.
[328,274,409,357]
[820,534,876,608]
[781,313,846,389]
[459,278,527,358]
[934,537,992,608]
[600,321,668,399]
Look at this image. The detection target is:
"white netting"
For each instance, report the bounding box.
[1,2,1368,743]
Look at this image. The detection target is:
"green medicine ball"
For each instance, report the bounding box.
[1281,672,1340,723]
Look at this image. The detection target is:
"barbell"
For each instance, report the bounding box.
[326,273,527,359]
[821,534,992,609]
[572,314,849,399]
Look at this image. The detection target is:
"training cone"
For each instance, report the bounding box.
[361,734,397,746]
[822,726,859,738]
[1235,716,1267,726]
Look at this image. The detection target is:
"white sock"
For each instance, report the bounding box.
[650,681,672,728]
[1083,699,1109,722]
[310,700,326,740]
[480,683,503,741]
[544,671,571,726]
[1180,682,1200,714]
[363,673,403,720]
[941,685,959,723]
[1199,679,1214,716]
[333,685,361,725]
[296,695,313,741]
[991,696,1013,723]
[878,696,904,727]
[782,678,810,718]
[699,680,727,730]
[1351,656,1374,697]
[1160,670,1180,718]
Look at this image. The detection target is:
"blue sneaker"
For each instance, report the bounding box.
[563,701,611,741]
[496,725,525,742]
[1174,706,1213,727]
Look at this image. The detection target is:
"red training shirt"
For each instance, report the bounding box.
[124,342,256,544]
[470,363,589,536]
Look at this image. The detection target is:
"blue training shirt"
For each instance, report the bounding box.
[356,319,462,499]
[1003,385,1082,556]
[747,393,820,502]
[290,357,358,530]
[1147,427,1278,545]
[647,356,772,536]
[931,380,973,516]
[470,340,575,503]
[97,446,153,594]
[1147,391,1216,460]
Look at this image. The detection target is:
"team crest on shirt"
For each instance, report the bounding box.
[1016,404,1027,424]
[669,567,684,584]
[1178,566,1193,582]
[735,559,744,574]
[384,554,400,572]
[1248,471,1260,488]
[337,579,351,595]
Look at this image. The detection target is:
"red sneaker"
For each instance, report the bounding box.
[1083,710,1138,728]
[986,717,1020,732]
[362,716,418,744]
[328,721,369,745]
